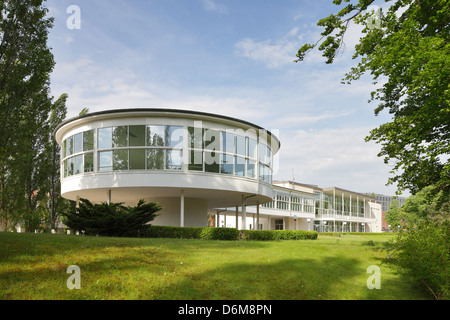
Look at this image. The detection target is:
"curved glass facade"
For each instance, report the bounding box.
[61,124,273,183]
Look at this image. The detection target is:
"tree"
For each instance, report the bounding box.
[0,0,55,230]
[46,93,69,229]
[295,0,450,196]
[385,199,402,231]
[399,184,450,226]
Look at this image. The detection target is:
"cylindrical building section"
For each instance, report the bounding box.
[53,108,280,228]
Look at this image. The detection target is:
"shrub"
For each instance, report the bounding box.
[390,221,449,300]
[62,198,161,237]
[241,229,318,241]
[142,225,204,239]
[142,226,239,240]
[200,227,239,240]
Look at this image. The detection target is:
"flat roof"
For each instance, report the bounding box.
[273,180,377,200]
[53,108,281,149]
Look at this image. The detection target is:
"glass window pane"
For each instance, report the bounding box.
[84,153,94,173]
[166,149,182,170]
[99,151,112,171]
[246,159,256,178]
[189,150,203,171]
[83,130,94,151]
[129,125,145,147]
[63,159,68,178]
[188,127,203,149]
[166,126,183,148]
[259,143,267,163]
[113,126,128,148]
[67,157,74,176]
[222,132,235,153]
[74,155,83,175]
[98,128,112,149]
[73,133,82,154]
[204,129,220,151]
[259,163,265,181]
[147,125,165,146]
[235,156,245,176]
[236,135,245,156]
[113,149,128,170]
[221,154,233,174]
[129,149,146,170]
[247,138,257,158]
[147,149,164,169]
[204,151,219,173]
[63,140,67,158]
[66,136,73,156]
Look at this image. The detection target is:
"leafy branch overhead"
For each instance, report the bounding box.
[296,0,450,196]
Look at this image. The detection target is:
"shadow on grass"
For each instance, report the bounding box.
[0,232,429,300]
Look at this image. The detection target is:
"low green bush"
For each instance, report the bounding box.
[200,227,239,240]
[390,221,449,300]
[142,225,204,239]
[142,226,317,241]
[241,229,318,241]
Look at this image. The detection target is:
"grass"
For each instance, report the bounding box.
[0,231,431,300]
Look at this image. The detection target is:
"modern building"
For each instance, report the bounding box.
[213,181,381,233]
[54,108,382,233]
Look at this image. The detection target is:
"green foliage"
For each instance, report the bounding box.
[142,226,317,241]
[200,227,239,240]
[62,198,162,237]
[385,199,402,231]
[296,0,450,197]
[390,221,449,300]
[389,185,450,228]
[0,0,62,231]
[385,185,450,299]
[240,229,318,241]
[142,225,239,240]
[142,225,204,239]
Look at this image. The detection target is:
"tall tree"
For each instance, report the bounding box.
[0,0,55,231]
[295,0,449,196]
[46,93,69,229]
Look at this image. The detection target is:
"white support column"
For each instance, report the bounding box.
[235,206,238,229]
[364,198,366,218]
[180,189,185,227]
[256,201,260,230]
[107,190,111,204]
[241,195,247,230]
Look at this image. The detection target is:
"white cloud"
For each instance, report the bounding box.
[200,0,228,14]
[234,37,298,69]
[274,126,397,194]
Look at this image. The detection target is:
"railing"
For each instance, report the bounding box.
[316,209,375,222]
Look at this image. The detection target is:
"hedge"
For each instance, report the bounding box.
[142,225,239,240]
[240,229,318,241]
[141,226,318,241]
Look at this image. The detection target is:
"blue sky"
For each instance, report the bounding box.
[45,0,403,196]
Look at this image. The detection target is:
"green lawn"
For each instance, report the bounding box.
[0,231,430,300]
